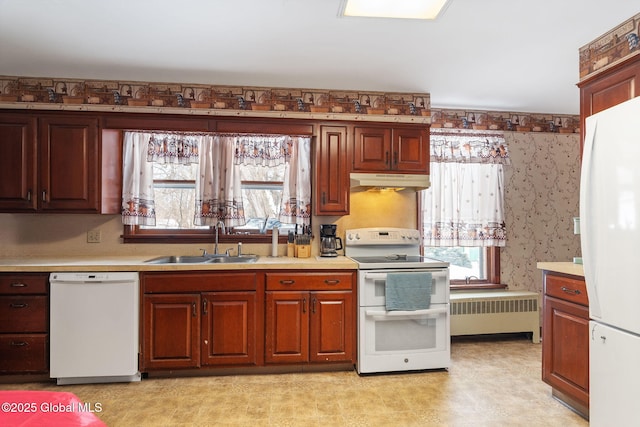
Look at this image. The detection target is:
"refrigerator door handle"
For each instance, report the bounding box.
[580,118,601,319]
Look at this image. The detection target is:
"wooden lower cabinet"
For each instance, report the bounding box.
[143,293,200,370]
[0,273,49,374]
[542,271,589,418]
[201,291,257,366]
[141,272,259,372]
[141,270,356,373]
[265,271,355,365]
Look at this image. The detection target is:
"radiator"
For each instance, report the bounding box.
[450,291,540,343]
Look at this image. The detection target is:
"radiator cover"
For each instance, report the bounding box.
[450,291,540,343]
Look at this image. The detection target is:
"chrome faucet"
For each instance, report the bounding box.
[214,220,226,254]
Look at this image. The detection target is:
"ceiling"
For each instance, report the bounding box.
[0,1,638,115]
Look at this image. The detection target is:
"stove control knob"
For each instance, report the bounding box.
[347,233,360,241]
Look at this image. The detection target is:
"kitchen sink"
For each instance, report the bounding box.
[144,255,258,264]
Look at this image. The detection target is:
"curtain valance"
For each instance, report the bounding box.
[430,128,510,165]
[147,133,200,164]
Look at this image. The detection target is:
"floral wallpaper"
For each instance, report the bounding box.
[501,132,581,293]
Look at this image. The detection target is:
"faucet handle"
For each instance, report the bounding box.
[225,248,233,256]
[200,248,209,256]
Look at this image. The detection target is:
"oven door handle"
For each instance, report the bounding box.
[365,306,448,319]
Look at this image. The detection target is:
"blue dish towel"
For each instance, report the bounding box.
[385,272,432,311]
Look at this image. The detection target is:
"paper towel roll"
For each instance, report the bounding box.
[271,227,279,257]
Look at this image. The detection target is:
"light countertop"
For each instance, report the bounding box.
[537,261,584,277]
[0,255,357,272]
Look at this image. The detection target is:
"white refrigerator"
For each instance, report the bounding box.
[580,96,640,425]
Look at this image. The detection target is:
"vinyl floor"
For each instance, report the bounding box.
[2,335,589,426]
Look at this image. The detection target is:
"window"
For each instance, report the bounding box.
[420,128,509,289]
[122,132,309,243]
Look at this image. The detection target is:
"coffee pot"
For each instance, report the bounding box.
[319,224,343,257]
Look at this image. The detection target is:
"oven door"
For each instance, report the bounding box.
[358,268,449,307]
[357,304,450,374]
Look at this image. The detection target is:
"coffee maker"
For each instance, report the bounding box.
[319,224,343,257]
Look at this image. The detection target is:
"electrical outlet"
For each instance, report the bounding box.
[87,230,101,243]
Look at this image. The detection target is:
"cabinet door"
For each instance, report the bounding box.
[579,56,640,153]
[142,294,200,370]
[0,114,37,211]
[201,291,257,366]
[309,291,353,363]
[353,127,391,171]
[38,116,100,212]
[315,125,349,215]
[542,295,589,408]
[393,127,429,172]
[265,291,309,363]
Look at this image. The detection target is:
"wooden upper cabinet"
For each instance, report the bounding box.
[353,126,391,171]
[39,116,100,212]
[353,126,428,173]
[393,127,429,172]
[578,54,640,154]
[315,125,349,215]
[0,114,37,210]
[0,111,120,213]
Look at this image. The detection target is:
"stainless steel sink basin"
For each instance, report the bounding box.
[207,255,258,264]
[145,255,258,264]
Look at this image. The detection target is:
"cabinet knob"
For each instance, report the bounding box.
[202,298,208,315]
[324,279,340,285]
[11,341,28,347]
[279,280,296,285]
[302,297,306,313]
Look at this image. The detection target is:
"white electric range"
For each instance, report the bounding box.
[345,227,450,374]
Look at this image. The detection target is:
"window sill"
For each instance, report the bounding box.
[450,283,507,291]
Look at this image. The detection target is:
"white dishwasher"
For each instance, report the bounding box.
[49,272,141,385]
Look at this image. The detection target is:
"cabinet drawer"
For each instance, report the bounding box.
[266,272,353,291]
[143,272,256,293]
[0,334,48,373]
[0,296,48,333]
[545,273,588,306]
[0,274,48,295]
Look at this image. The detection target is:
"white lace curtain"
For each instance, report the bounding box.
[122,132,311,227]
[422,129,510,247]
[121,132,200,225]
[233,134,311,225]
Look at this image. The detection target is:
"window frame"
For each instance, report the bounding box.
[417,195,503,290]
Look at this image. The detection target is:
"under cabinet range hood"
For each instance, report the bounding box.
[349,172,430,191]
